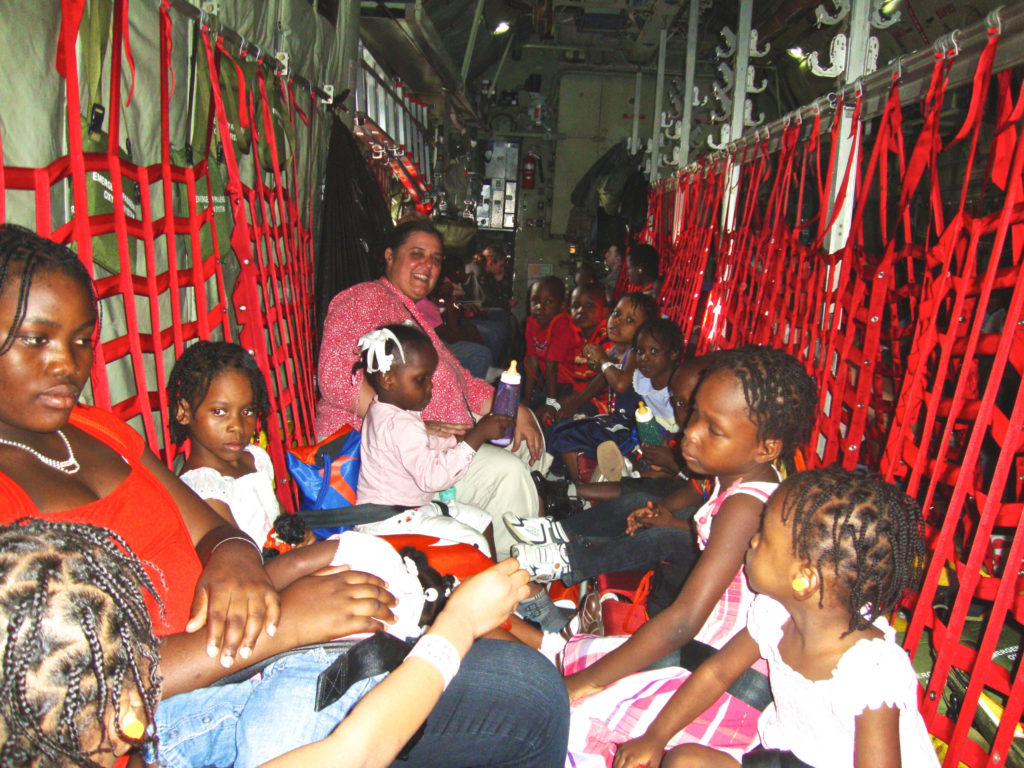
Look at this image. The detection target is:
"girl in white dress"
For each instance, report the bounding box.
[612,467,939,768]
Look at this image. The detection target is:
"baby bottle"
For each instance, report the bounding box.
[634,400,665,446]
[490,361,521,447]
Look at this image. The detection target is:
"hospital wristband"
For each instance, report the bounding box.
[601,361,618,374]
[408,633,461,690]
[545,397,561,411]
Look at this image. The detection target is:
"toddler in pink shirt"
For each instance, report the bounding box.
[354,324,512,555]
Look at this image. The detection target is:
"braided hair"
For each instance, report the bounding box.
[778,467,927,633]
[166,341,271,446]
[0,225,98,355]
[0,519,162,767]
[703,346,817,460]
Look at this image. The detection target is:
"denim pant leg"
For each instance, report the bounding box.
[395,639,569,768]
[153,677,259,768]
[562,491,660,539]
[234,647,383,768]
[447,340,493,379]
[563,526,697,585]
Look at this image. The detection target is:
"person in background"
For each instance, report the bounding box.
[316,220,547,561]
[627,243,662,300]
[603,243,625,301]
[522,276,577,413]
[418,261,493,379]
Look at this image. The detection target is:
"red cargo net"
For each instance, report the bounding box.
[642,21,1023,766]
[0,0,320,510]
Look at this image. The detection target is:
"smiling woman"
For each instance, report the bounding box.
[315,219,546,559]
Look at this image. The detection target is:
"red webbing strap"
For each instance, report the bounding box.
[815,106,842,244]
[816,94,862,248]
[0,117,5,223]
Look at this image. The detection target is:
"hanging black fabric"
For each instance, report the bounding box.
[315,115,393,345]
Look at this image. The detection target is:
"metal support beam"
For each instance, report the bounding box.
[460,0,486,88]
[722,0,752,232]
[488,33,514,96]
[679,0,700,168]
[823,0,870,255]
[649,29,667,183]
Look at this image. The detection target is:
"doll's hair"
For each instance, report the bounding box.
[777,467,926,633]
[702,346,817,460]
[355,323,435,392]
[0,519,162,767]
[528,275,567,304]
[166,341,271,446]
[633,317,684,360]
[262,513,312,561]
[397,547,456,629]
[0,225,99,356]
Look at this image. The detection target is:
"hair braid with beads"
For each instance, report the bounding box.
[0,225,99,356]
[0,519,163,767]
[778,467,927,634]
[702,345,817,460]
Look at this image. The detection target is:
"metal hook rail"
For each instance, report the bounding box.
[680,3,1024,172]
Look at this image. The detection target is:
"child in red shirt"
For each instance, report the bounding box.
[523,276,576,413]
[539,283,611,423]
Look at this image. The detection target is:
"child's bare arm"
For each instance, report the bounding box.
[854,705,902,768]
[522,354,540,401]
[556,371,609,421]
[613,629,761,768]
[656,482,704,514]
[543,360,560,398]
[566,493,763,701]
[603,348,639,394]
[263,541,339,590]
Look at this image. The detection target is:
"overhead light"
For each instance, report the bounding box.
[788,46,804,58]
[881,0,900,14]
[494,20,510,34]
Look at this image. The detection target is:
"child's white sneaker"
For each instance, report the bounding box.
[510,542,571,583]
[503,513,568,546]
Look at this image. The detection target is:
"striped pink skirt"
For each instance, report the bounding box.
[563,636,764,768]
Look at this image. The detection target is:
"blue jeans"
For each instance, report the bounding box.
[153,640,568,768]
[447,339,493,379]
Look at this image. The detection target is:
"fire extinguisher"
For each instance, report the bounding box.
[522,151,540,190]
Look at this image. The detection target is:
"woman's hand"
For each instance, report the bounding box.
[512,403,544,463]
[186,538,281,667]
[612,734,667,768]
[435,558,530,643]
[423,420,470,438]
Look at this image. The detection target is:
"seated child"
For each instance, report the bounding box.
[613,468,939,768]
[626,243,662,300]
[166,341,464,621]
[355,324,511,554]
[552,346,818,765]
[547,316,682,483]
[522,276,576,411]
[534,283,610,424]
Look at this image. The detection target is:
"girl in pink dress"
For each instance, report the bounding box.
[561,346,817,766]
[613,467,938,768]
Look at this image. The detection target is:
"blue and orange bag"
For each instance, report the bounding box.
[285,425,361,510]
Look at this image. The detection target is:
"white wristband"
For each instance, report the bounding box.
[210,535,264,564]
[601,361,618,374]
[545,397,561,411]
[407,634,461,690]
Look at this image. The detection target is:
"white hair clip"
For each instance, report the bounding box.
[358,328,405,374]
[423,587,439,603]
[402,555,420,578]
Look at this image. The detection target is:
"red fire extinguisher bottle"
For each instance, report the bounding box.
[522,152,537,190]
